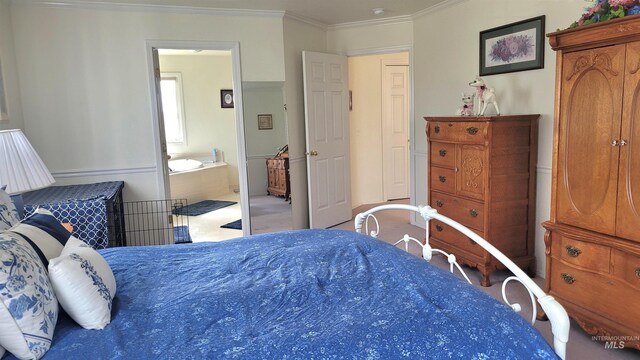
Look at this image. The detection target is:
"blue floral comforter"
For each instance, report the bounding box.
[22,229,556,359]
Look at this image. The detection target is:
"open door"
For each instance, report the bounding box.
[302,51,352,228]
[151,47,172,200]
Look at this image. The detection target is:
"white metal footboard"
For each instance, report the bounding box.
[354,204,570,360]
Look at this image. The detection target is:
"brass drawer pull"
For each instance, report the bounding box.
[565,245,582,257]
[469,209,478,218]
[439,175,446,183]
[466,127,479,135]
[439,149,447,157]
[435,224,443,232]
[561,273,576,284]
[435,200,444,207]
[636,268,640,278]
[434,125,441,134]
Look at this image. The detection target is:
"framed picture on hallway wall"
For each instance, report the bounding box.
[220,89,234,108]
[258,114,273,130]
[479,15,545,76]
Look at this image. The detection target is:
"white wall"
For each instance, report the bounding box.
[159,53,239,190]
[327,20,413,54]
[348,52,409,208]
[0,0,23,131]
[242,82,287,196]
[10,2,285,201]
[412,0,586,275]
[282,16,327,229]
[5,1,594,262]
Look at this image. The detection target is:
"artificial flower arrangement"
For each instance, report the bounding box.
[570,0,640,28]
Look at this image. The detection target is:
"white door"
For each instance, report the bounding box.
[151,48,172,200]
[303,51,352,228]
[382,63,409,200]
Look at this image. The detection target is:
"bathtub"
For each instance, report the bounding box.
[169,161,230,204]
[168,159,203,173]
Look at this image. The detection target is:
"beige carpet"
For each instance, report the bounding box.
[331,199,639,360]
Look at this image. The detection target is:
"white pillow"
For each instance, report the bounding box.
[48,237,116,330]
[0,231,58,360]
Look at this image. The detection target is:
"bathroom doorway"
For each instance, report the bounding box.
[147,41,250,242]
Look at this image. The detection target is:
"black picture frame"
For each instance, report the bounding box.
[479,15,545,76]
[220,89,234,108]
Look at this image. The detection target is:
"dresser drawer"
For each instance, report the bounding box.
[551,232,611,274]
[430,142,455,167]
[430,167,455,194]
[427,121,487,144]
[550,259,640,328]
[612,250,640,289]
[430,220,484,257]
[430,191,484,231]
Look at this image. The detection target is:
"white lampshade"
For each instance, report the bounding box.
[0,129,55,194]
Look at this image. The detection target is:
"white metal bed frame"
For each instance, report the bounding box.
[354,204,570,360]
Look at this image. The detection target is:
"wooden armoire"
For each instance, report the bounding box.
[545,16,640,349]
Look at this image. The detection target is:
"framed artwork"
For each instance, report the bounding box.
[258,114,273,130]
[479,15,545,76]
[220,89,234,108]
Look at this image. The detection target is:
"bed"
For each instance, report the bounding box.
[3,204,569,359]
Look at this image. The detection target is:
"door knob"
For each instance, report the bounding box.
[306,150,318,156]
[619,139,627,146]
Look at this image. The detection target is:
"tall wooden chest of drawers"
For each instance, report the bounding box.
[424,115,539,286]
[544,17,640,349]
[266,156,290,201]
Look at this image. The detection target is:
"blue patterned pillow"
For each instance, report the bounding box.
[0,186,20,231]
[0,231,58,360]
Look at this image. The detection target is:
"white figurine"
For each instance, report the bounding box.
[469,76,500,116]
[455,93,475,116]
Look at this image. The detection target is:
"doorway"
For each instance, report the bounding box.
[146,41,251,242]
[347,52,410,208]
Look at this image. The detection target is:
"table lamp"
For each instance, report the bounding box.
[0,129,55,219]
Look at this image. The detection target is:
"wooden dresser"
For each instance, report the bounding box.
[545,17,640,349]
[424,115,539,286]
[266,155,290,201]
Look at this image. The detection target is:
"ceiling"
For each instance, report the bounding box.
[71,0,450,25]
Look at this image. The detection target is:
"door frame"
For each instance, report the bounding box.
[345,45,416,224]
[145,40,251,236]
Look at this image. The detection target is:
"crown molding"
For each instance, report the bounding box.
[12,0,285,19]
[283,11,327,31]
[344,44,411,57]
[412,0,468,20]
[328,15,412,31]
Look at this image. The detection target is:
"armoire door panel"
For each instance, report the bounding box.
[556,45,624,235]
[617,41,640,242]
